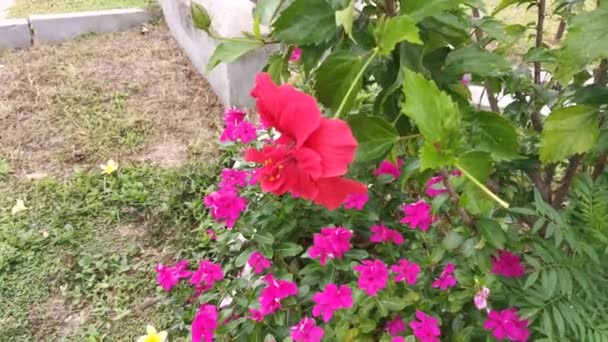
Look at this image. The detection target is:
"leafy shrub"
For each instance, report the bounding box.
[156,0,608,341]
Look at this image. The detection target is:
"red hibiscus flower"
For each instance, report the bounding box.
[245,73,367,210]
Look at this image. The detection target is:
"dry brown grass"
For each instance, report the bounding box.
[0,24,222,178]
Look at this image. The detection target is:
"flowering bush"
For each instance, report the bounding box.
[158,0,608,341]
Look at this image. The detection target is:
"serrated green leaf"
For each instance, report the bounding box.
[477,218,506,249]
[556,5,608,83]
[446,47,512,78]
[315,51,363,115]
[348,115,399,162]
[375,15,422,56]
[254,0,282,25]
[401,0,467,22]
[419,143,452,170]
[539,105,599,163]
[335,0,355,39]
[272,0,337,45]
[402,68,461,145]
[207,40,262,72]
[456,151,492,182]
[276,243,303,257]
[472,111,520,161]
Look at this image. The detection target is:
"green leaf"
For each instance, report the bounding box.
[456,151,492,182]
[335,0,355,39]
[556,5,608,83]
[402,68,461,145]
[442,231,464,250]
[254,0,282,25]
[253,232,275,245]
[539,105,599,163]
[191,3,212,32]
[235,247,255,267]
[491,0,526,15]
[266,52,289,84]
[348,115,399,162]
[315,51,363,114]
[446,47,511,78]
[574,85,608,105]
[472,111,520,161]
[276,243,303,257]
[419,143,452,170]
[272,0,337,45]
[378,297,407,312]
[375,15,422,56]
[401,0,466,22]
[207,40,262,72]
[359,318,376,333]
[476,218,506,249]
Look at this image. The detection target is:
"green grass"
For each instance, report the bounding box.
[0,162,221,340]
[9,0,155,17]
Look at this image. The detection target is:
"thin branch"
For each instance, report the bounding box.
[531,0,546,132]
[554,20,566,43]
[440,170,475,226]
[472,8,501,113]
[592,153,607,180]
[552,155,583,207]
[594,58,608,86]
[526,167,551,203]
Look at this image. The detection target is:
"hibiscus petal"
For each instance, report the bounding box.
[251,73,282,129]
[293,147,323,180]
[313,177,367,210]
[304,118,358,178]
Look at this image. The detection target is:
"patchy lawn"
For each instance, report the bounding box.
[0,24,224,340]
[9,0,155,17]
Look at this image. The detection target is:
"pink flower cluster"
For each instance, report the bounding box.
[256,274,298,316]
[218,168,253,188]
[192,304,218,342]
[354,259,389,296]
[220,107,257,144]
[410,310,441,342]
[248,251,271,274]
[386,315,406,336]
[291,317,323,342]
[156,260,191,292]
[425,176,447,197]
[308,227,352,266]
[191,260,224,293]
[401,200,437,232]
[375,158,403,180]
[156,259,224,295]
[370,223,404,245]
[491,250,526,278]
[203,186,248,228]
[484,308,530,341]
[432,263,457,290]
[312,283,353,322]
[391,259,421,286]
[343,192,369,210]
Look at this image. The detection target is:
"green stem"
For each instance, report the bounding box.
[333,48,379,118]
[455,162,510,208]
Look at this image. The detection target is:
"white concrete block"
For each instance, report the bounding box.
[0,18,31,49]
[29,8,151,45]
[159,0,277,108]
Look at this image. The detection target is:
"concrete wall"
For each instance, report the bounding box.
[0,18,30,49]
[158,0,276,108]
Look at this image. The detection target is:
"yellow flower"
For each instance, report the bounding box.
[100,159,118,175]
[137,325,167,342]
[11,199,28,215]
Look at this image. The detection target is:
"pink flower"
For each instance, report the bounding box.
[312,283,353,322]
[353,259,388,296]
[259,274,298,315]
[491,250,526,278]
[308,227,352,266]
[343,193,369,210]
[248,308,264,322]
[232,121,258,144]
[375,158,403,180]
[291,317,324,342]
[392,337,405,342]
[192,304,217,342]
[190,260,224,292]
[451,169,462,177]
[370,223,404,245]
[289,47,302,63]
[386,315,406,336]
[460,73,472,86]
[248,251,271,274]
[203,187,248,228]
[484,308,530,342]
[205,229,217,241]
[220,107,247,143]
[390,259,421,286]
[409,310,441,342]
[425,176,447,197]
[400,200,437,232]
[219,169,249,188]
[432,263,457,290]
[156,260,191,291]
[474,286,490,310]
